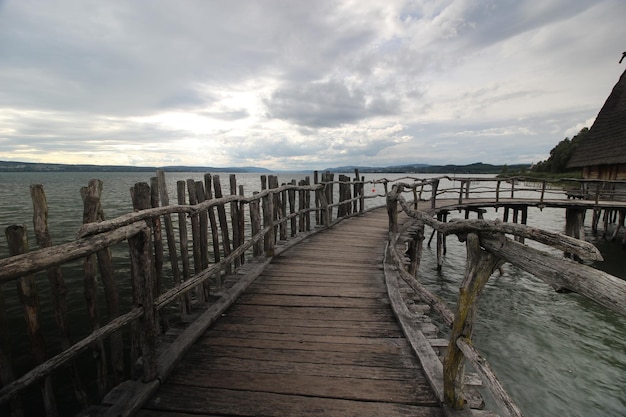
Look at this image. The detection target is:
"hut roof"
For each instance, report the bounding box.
[567,69,626,169]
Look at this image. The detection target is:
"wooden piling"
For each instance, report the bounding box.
[6,225,57,417]
[176,181,192,314]
[150,177,170,332]
[129,183,158,383]
[81,179,109,399]
[443,233,500,411]
[229,175,242,266]
[185,179,204,302]
[194,181,210,300]
[213,176,232,274]
[30,184,88,406]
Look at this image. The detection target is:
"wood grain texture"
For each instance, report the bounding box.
[140,209,443,417]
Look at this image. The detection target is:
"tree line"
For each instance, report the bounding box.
[531,127,589,174]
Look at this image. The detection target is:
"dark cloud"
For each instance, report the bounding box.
[265,80,398,128]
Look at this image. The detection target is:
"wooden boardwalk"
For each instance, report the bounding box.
[136,208,443,417]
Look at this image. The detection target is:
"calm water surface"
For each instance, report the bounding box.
[0,172,624,417]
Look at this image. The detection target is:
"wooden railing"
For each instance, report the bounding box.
[385,181,626,416]
[371,175,626,209]
[0,169,378,417]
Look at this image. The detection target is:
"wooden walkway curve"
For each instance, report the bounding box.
[135,208,443,417]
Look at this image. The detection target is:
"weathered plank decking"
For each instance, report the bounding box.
[136,209,443,417]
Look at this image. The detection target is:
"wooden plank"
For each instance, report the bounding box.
[245,285,386,298]
[165,369,438,405]
[203,329,408,348]
[198,335,414,355]
[182,344,421,368]
[223,304,395,322]
[169,354,418,380]
[141,386,443,417]
[210,321,403,338]
[236,293,389,308]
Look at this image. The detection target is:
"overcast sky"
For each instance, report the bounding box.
[1,1,625,171]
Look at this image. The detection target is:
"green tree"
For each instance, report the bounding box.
[533,127,589,173]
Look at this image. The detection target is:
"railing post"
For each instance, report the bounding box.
[129,182,158,383]
[31,184,88,407]
[314,171,320,225]
[318,183,331,228]
[540,180,546,203]
[387,185,399,236]
[6,225,57,417]
[496,180,501,203]
[458,180,465,205]
[305,176,312,230]
[81,179,109,398]
[443,233,500,410]
[510,178,516,199]
[262,190,275,256]
[431,179,439,210]
[250,192,263,256]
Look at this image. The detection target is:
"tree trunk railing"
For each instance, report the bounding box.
[0,170,377,417]
[386,182,626,416]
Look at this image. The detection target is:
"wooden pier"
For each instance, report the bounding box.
[1,172,626,417]
[130,209,443,417]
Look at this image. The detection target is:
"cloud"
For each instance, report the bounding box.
[0,0,625,170]
[265,79,399,128]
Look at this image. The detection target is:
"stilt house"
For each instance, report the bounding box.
[567,68,626,181]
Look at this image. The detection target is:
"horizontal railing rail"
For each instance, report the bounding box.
[386,181,626,416]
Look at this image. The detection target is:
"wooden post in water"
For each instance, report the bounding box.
[298,180,306,232]
[238,184,246,265]
[305,176,311,230]
[213,176,232,274]
[458,180,465,205]
[5,225,56,417]
[407,224,425,277]
[150,177,170,333]
[30,184,88,406]
[185,179,204,302]
[250,192,262,256]
[268,176,281,242]
[194,181,210,301]
[436,211,447,270]
[229,175,242,266]
[610,209,625,242]
[81,179,109,399]
[176,181,192,313]
[262,188,275,256]
[278,180,288,241]
[443,233,500,411]
[204,174,222,287]
[156,171,182,316]
[0,259,23,417]
[353,169,360,214]
[495,180,501,203]
[431,179,439,210]
[313,171,320,225]
[129,183,158,383]
[565,207,586,260]
[288,180,297,237]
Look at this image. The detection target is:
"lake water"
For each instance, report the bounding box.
[0,171,624,417]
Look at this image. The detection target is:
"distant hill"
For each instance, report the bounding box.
[324,162,529,174]
[0,161,272,173]
[0,160,529,175]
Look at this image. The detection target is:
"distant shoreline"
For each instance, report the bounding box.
[0,160,530,175]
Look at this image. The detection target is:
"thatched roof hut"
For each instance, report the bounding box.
[567,69,626,180]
